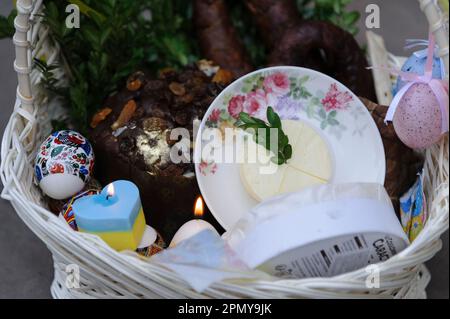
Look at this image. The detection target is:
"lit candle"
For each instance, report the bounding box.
[169,196,218,247]
[72,180,146,251]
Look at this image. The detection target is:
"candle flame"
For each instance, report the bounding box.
[194,196,204,217]
[107,183,115,198]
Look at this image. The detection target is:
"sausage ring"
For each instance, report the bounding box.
[268,20,377,100]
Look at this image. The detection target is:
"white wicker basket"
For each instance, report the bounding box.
[1,0,448,299]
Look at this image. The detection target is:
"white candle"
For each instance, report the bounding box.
[169,196,218,247]
[170,220,217,247]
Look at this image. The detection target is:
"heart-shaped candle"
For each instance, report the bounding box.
[72,180,146,251]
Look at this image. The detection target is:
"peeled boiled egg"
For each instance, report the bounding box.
[35,130,95,200]
[393,83,444,149]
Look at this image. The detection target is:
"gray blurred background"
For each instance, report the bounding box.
[0,0,448,298]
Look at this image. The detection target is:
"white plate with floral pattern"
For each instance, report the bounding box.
[194,66,385,230]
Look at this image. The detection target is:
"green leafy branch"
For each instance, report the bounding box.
[33,58,61,93]
[238,107,293,165]
[38,0,198,131]
[297,0,360,35]
[0,9,16,39]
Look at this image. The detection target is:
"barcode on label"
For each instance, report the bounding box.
[320,250,331,268]
[354,236,364,249]
[353,236,367,249]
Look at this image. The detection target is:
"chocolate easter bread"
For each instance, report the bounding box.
[90,63,228,239]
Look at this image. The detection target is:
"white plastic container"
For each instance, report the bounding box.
[225,183,410,279]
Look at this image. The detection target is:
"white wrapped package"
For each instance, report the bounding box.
[151,230,270,292]
[224,183,409,279]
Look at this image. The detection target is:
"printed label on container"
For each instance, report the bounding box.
[258,233,407,278]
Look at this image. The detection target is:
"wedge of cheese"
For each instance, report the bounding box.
[240,120,332,201]
[289,123,332,181]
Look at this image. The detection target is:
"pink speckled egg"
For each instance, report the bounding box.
[393,83,443,149]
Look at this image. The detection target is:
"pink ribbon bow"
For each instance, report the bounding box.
[385,32,449,133]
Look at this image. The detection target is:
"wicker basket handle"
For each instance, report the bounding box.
[419,0,450,78]
[14,0,33,101]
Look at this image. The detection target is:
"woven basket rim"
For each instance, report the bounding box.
[1,0,449,299]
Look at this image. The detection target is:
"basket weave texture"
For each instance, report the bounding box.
[1,0,448,299]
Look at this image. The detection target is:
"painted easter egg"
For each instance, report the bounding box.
[46,178,103,215]
[60,188,101,231]
[393,83,443,149]
[35,130,95,200]
[57,179,103,230]
[394,53,444,95]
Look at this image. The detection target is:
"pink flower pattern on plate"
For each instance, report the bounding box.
[263,72,290,96]
[199,161,218,176]
[321,83,353,112]
[228,95,246,119]
[208,109,221,123]
[243,89,267,117]
[201,71,363,176]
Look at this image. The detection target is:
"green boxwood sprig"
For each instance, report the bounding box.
[238,107,293,165]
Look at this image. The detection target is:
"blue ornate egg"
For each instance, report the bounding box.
[35,130,95,200]
[393,53,444,95]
